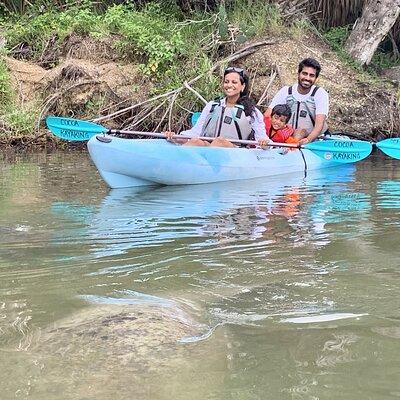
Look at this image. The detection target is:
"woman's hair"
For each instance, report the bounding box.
[271,104,292,123]
[224,67,255,116]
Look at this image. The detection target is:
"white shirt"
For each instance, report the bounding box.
[269,84,329,116]
[181,98,268,141]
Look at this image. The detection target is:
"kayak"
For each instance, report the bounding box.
[87,134,355,188]
[45,117,399,188]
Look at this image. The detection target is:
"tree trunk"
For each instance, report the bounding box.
[344,0,400,66]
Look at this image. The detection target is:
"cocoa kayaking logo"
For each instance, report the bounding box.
[60,119,80,126]
[333,152,361,160]
[60,129,88,139]
[333,140,354,148]
[330,140,362,160]
[256,155,274,160]
[59,119,88,139]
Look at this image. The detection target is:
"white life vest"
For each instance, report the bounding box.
[286,86,328,135]
[201,99,254,140]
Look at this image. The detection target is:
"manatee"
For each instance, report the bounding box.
[6,302,221,399]
[35,303,205,370]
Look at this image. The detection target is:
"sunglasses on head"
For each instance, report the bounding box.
[224,66,244,77]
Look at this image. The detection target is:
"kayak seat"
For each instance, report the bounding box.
[191,112,201,127]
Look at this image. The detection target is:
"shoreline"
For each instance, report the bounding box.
[0,131,88,152]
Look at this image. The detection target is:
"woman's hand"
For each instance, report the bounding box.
[163,131,176,141]
[258,138,273,148]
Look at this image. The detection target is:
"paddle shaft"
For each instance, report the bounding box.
[107,129,299,149]
[45,116,374,163]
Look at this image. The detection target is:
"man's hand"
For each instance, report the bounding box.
[298,137,310,145]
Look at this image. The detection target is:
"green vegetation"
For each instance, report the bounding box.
[0,58,12,108]
[0,57,37,137]
[0,0,398,140]
[324,26,400,73]
[323,26,363,71]
[1,1,285,77]
[1,0,290,138]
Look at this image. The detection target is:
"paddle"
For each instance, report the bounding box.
[376,138,400,160]
[45,116,372,164]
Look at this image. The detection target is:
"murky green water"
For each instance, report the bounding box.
[1,150,400,399]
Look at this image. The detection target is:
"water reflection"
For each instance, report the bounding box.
[44,164,381,331]
[377,180,400,209]
[50,165,366,260]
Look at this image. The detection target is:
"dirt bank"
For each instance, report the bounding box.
[2,30,399,148]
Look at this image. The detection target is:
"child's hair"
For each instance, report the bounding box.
[271,104,292,123]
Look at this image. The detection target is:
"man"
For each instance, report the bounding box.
[264,58,329,144]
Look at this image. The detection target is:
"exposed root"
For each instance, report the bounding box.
[93,40,274,133]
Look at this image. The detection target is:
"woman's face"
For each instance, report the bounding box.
[223,72,245,100]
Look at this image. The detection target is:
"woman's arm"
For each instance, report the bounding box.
[179,102,213,137]
[251,108,272,142]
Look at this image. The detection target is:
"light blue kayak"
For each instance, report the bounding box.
[87,134,362,188]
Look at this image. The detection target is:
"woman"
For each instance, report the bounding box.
[166,67,271,147]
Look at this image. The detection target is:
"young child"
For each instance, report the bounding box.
[264,104,294,142]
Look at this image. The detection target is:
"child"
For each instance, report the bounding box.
[264,104,294,142]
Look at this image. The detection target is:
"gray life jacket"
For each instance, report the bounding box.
[286,86,328,135]
[201,99,254,140]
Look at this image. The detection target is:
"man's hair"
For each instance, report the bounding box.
[298,58,321,78]
[271,104,292,123]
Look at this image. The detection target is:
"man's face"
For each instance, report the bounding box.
[298,66,317,90]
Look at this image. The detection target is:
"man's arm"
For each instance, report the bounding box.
[298,114,326,144]
[299,88,329,144]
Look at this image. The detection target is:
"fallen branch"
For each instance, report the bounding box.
[94,40,274,124]
[126,100,167,130]
[37,80,101,129]
[183,81,208,104]
[257,67,277,106]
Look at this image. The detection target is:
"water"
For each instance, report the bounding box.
[1,150,400,399]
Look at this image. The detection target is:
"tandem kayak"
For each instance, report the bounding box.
[87,134,365,188]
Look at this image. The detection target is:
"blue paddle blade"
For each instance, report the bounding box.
[46,117,107,141]
[376,138,400,160]
[304,139,373,163]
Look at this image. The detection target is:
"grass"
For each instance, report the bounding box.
[0,1,328,139]
[0,56,38,137]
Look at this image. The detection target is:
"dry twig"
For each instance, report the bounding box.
[94,40,274,127]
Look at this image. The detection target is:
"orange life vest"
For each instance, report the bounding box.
[264,116,294,143]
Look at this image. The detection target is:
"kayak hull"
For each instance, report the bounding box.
[87,135,345,188]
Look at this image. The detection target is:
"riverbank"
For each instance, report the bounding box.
[1,2,399,149]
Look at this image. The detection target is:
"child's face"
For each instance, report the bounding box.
[271,114,288,130]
